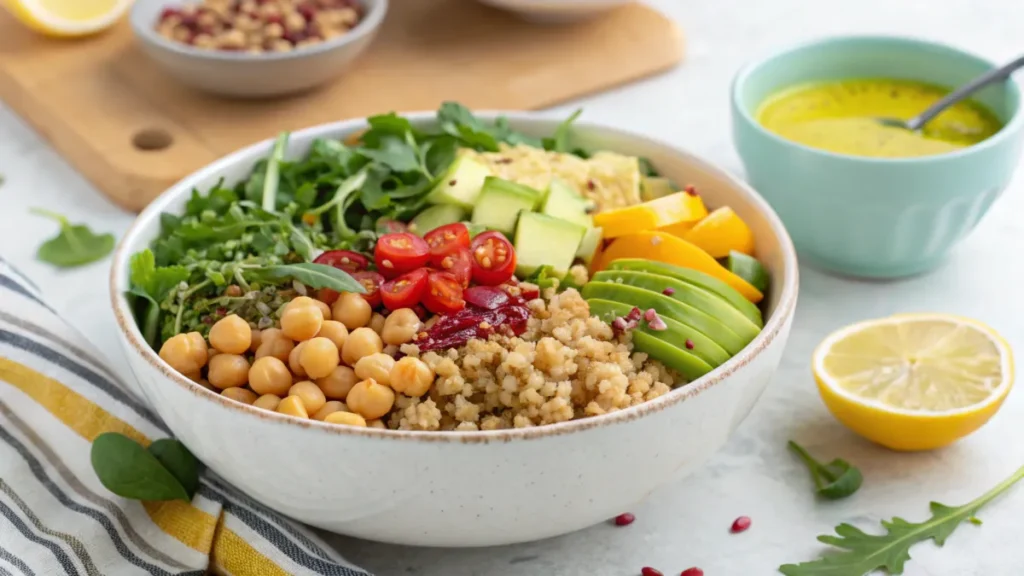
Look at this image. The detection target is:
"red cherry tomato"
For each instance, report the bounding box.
[469,231,517,286]
[425,223,471,262]
[381,268,429,311]
[436,246,472,287]
[375,232,430,278]
[351,271,384,308]
[314,250,371,304]
[422,271,466,315]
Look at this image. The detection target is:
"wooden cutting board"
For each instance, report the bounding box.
[0,0,683,212]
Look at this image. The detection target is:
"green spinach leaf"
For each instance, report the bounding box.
[147,439,200,499]
[90,433,190,502]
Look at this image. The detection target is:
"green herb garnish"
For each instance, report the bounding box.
[32,208,115,268]
[779,464,1024,576]
[90,432,200,502]
[788,440,862,500]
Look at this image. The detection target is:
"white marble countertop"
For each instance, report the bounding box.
[3,0,1024,574]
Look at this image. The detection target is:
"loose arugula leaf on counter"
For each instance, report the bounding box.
[779,464,1024,576]
[90,433,192,502]
[32,208,116,268]
[788,440,862,500]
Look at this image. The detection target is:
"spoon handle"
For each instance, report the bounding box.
[906,54,1024,131]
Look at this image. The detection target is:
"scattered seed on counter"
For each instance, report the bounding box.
[614,513,636,526]
[680,568,704,576]
[730,515,751,533]
[156,0,364,54]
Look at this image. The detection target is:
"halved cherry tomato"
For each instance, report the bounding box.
[425,223,471,263]
[352,271,384,308]
[436,246,472,287]
[314,250,370,304]
[469,231,517,286]
[422,271,466,315]
[376,219,409,235]
[375,233,430,278]
[381,268,429,311]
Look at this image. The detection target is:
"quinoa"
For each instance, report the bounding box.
[388,288,676,431]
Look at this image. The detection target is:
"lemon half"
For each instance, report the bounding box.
[813,313,1014,451]
[3,0,131,37]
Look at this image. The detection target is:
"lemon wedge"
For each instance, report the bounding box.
[3,0,131,37]
[813,313,1014,451]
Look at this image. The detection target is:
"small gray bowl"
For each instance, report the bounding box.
[130,0,387,98]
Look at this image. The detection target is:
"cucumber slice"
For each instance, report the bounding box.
[725,251,769,293]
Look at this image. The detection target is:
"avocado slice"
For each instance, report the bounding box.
[587,298,730,367]
[515,212,587,278]
[725,251,770,293]
[471,177,542,235]
[575,226,603,266]
[581,282,750,355]
[409,204,467,235]
[592,270,761,341]
[633,331,712,381]
[542,178,593,228]
[427,156,492,209]
[606,259,763,327]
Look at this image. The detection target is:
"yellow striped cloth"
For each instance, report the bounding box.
[0,257,372,576]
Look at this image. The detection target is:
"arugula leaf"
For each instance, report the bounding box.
[147,439,200,499]
[362,112,421,146]
[128,249,188,345]
[90,433,191,502]
[788,441,862,500]
[779,464,1024,576]
[32,209,115,268]
[288,226,315,262]
[545,109,582,153]
[358,135,422,173]
[264,263,366,293]
[262,132,289,211]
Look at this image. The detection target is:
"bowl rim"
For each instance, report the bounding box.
[130,0,388,63]
[731,34,1024,164]
[109,111,800,444]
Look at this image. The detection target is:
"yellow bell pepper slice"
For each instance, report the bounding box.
[684,207,755,258]
[592,231,763,303]
[593,192,707,239]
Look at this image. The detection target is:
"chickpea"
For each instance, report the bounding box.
[288,341,307,378]
[281,302,323,341]
[288,380,327,415]
[186,332,209,368]
[249,356,293,396]
[324,411,367,427]
[207,347,220,363]
[260,327,284,344]
[249,329,263,353]
[367,419,387,429]
[369,312,386,335]
[209,314,252,354]
[354,353,395,387]
[318,320,348,350]
[207,354,250,389]
[255,337,294,362]
[316,365,357,400]
[389,356,435,397]
[288,296,318,309]
[277,395,309,418]
[381,308,421,345]
[341,327,383,366]
[332,292,372,331]
[253,394,282,411]
[300,337,340,379]
[313,299,332,321]
[222,387,258,405]
[159,333,205,374]
[346,378,395,420]
[312,400,348,421]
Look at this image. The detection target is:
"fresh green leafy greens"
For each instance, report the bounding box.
[129,103,587,348]
[788,440,862,500]
[32,208,115,268]
[779,464,1024,576]
[90,433,200,502]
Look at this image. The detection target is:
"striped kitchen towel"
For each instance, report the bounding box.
[0,256,372,576]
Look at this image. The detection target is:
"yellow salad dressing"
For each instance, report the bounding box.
[756,79,1002,158]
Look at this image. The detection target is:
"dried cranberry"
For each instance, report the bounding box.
[463,286,509,310]
[414,293,531,351]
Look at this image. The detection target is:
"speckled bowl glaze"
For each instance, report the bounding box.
[110,113,799,547]
[130,0,387,98]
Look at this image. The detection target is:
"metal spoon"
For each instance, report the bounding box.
[877,54,1024,131]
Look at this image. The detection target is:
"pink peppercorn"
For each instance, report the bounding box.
[731,516,752,533]
[641,568,663,576]
[614,513,635,526]
[662,287,676,296]
[680,569,704,576]
[685,339,694,349]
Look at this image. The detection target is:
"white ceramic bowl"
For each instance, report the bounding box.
[110,113,799,547]
[475,0,634,23]
[130,0,387,98]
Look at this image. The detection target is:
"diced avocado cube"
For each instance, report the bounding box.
[542,177,592,228]
[409,204,467,235]
[471,177,542,235]
[575,226,603,266]
[514,212,586,278]
[641,176,676,201]
[428,157,492,209]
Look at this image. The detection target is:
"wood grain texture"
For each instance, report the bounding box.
[0,0,683,212]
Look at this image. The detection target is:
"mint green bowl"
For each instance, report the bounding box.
[731,36,1024,278]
